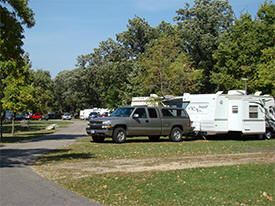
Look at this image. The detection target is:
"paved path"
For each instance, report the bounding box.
[0,120,101,206]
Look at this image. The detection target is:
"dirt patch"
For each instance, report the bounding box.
[32,152,275,179]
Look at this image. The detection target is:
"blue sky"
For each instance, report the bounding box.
[22,0,268,78]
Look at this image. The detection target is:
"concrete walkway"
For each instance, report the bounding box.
[0,120,101,206]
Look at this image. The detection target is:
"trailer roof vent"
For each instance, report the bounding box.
[228,90,245,95]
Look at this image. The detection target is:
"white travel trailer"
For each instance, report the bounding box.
[166,90,274,138]
[131,94,160,106]
[80,108,111,120]
[80,109,94,120]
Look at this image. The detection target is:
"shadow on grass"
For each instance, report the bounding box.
[89,133,268,144]
[36,150,95,165]
[0,148,95,168]
[1,132,54,143]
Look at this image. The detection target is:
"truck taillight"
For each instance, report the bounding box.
[186,120,192,127]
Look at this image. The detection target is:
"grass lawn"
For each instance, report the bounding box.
[0,120,73,143]
[37,137,275,162]
[60,163,274,206]
[33,137,275,205]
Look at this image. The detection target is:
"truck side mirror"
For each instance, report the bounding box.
[133,114,139,118]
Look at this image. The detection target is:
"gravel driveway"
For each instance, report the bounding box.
[0,120,101,206]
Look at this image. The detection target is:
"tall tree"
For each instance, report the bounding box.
[30,69,54,113]
[138,35,203,96]
[0,0,35,140]
[174,0,233,92]
[210,1,274,95]
[116,16,158,58]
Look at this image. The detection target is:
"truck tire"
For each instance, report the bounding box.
[92,136,105,143]
[169,127,183,142]
[148,136,160,142]
[112,127,126,143]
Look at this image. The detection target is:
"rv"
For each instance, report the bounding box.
[165,90,274,139]
[80,108,111,120]
[80,109,94,120]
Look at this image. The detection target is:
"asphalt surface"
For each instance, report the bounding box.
[0,120,101,206]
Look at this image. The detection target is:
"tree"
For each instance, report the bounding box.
[116,16,158,58]
[0,0,35,140]
[2,73,34,136]
[30,69,54,113]
[138,35,203,97]
[210,1,274,95]
[174,0,233,92]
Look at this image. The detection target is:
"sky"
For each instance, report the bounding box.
[22,0,268,78]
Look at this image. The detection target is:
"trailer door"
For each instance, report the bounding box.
[228,100,242,131]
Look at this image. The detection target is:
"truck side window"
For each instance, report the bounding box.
[148,108,158,118]
[133,108,147,118]
[162,109,173,117]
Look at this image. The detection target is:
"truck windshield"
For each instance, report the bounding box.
[110,107,134,117]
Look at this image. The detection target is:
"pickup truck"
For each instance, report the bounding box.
[86,106,193,143]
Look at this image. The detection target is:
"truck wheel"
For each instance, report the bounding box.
[112,127,126,143]
[148,136,160,142]
[92,136,105,143]
[265,130,272,140]
[169,127,183,142]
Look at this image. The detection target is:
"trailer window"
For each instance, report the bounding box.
[249,105,258,118]
[232,106,238,113]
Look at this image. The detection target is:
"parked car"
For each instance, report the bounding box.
[62,113,72,120]
[99,112,109,117]
[86,106,193,143]
[89,112,99,119]
[29,113,48,120]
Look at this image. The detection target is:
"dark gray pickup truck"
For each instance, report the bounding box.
[86,106,193,143]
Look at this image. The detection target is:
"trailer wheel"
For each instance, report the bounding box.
[169,127,183,142]
[148,136,160,142]
[265,130,272,140]
[112,127,126,143]
[92,136,105,143]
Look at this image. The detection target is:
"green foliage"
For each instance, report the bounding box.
[174,0,234,92]
[0,0,35,137]
[30,69,54,113]
[210,1,275,94]
[138,35,202,96]
[116,16,158,58]
[51,1,273,113]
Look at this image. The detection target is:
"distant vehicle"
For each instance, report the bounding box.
[99,112,109,117]
[62,113,72,120]
[48,112,56,119]
[80,109,94,120]
[86,106,193,143]
[89,112,99,119]
[29,113,48,120]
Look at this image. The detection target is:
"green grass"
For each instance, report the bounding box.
[59,163,275,206]
[36,137,275,163]
[33,137,275,205]
[0,120,73,143]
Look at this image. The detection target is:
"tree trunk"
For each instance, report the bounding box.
[0,109,3,142]
[12,115,15,136]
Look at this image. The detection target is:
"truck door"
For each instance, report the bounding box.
[146,108,162,136]
[128,108,150,136]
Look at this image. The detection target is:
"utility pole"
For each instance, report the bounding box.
[241,78,248,95]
